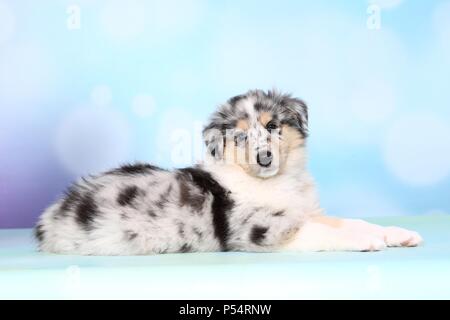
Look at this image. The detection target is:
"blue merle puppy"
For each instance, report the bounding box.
[35,90,422,255]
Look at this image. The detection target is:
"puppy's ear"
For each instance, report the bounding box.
[286,97,308,137]
[202,125,224,160]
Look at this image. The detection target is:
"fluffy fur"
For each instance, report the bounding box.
[35,90,422,255]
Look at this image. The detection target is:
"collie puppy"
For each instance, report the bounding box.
[35,90,422,255]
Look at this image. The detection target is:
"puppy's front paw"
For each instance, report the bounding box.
[383,226,423,247]
[356,235,387,252]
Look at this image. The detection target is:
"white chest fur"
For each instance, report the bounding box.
[204,163,322,219]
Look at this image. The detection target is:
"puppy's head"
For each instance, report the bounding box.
[203,89,308,178]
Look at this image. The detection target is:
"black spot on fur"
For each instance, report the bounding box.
[193,227,203,239]
[155,196,167,209]
[254,101,265,111]
[272,210,285,217]
[177,222,185,237]
[243,207,263,224]
[75,193,98,230]
[125,230,138,240]
[179,244,192,253]
[242,213,254,224]
[117,185,139,206]
[178,178,206,212]
[158,248,168,254]
[250,225,268,246]
[155,184,172,209]
[147,209,157,218]
[178,167,234,251]
[34,224,45,242]
[60,186,82,213]
[58,179,103,218]
[228,94,245,106]
[108,163,163,175]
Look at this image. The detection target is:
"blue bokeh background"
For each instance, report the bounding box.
[1,0,450,228]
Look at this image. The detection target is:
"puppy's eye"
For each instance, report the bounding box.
[266,122,279,131]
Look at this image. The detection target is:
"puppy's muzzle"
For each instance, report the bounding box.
[256,150,273,167]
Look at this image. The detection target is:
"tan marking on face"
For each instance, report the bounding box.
[222,123,306,179]
[259,112,272,126]
[281,226,301,244]
[281,125,304,150]
[312,216,343,228]
[236,119,249,131]
[274,125,305,176]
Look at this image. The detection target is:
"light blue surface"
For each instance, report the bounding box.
[1,215,449,299]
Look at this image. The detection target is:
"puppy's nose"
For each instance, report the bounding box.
[257,150,273,167]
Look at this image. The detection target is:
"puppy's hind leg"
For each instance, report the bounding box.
[280,216,423,252]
